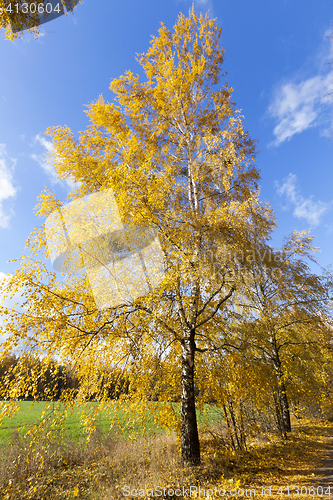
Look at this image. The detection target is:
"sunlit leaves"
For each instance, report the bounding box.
[0,7,287,465]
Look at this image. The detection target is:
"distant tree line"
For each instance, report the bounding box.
[0,354,129,401]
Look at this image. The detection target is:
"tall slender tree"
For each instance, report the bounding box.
[0,9,274,465]
[232,231,333,437]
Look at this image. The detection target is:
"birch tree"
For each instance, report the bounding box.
[0,9,274,466]
[233,232,333,437]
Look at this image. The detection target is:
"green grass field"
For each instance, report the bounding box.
[0,400,222,444]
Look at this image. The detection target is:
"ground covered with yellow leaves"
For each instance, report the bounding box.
[0,417,332,499]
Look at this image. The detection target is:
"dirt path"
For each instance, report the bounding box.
[312,437,333,495]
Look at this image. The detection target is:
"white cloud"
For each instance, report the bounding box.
[31,134,76,188]
[176,0,214,17]
[0,144,17,229]
[275,173,331,226]
[268,26,333,146]
[268,74,332,146]
[194,0,211,5]
[195,0,214,15]
[31,133,59,183]
[34,133,53,153]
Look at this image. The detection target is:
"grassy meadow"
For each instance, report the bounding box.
[0,400,222,444]
[0,401,331,500]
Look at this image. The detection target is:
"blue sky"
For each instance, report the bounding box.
[0,0,332,282]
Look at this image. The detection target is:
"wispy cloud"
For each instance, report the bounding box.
[268,74,332,146]
[176,0,214,17]
[275,173,331,226]
[31,134,76,188]
[31,133,59,183]
[268,28,333,146]
[0,144,17,229]
[194,0,212,6]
